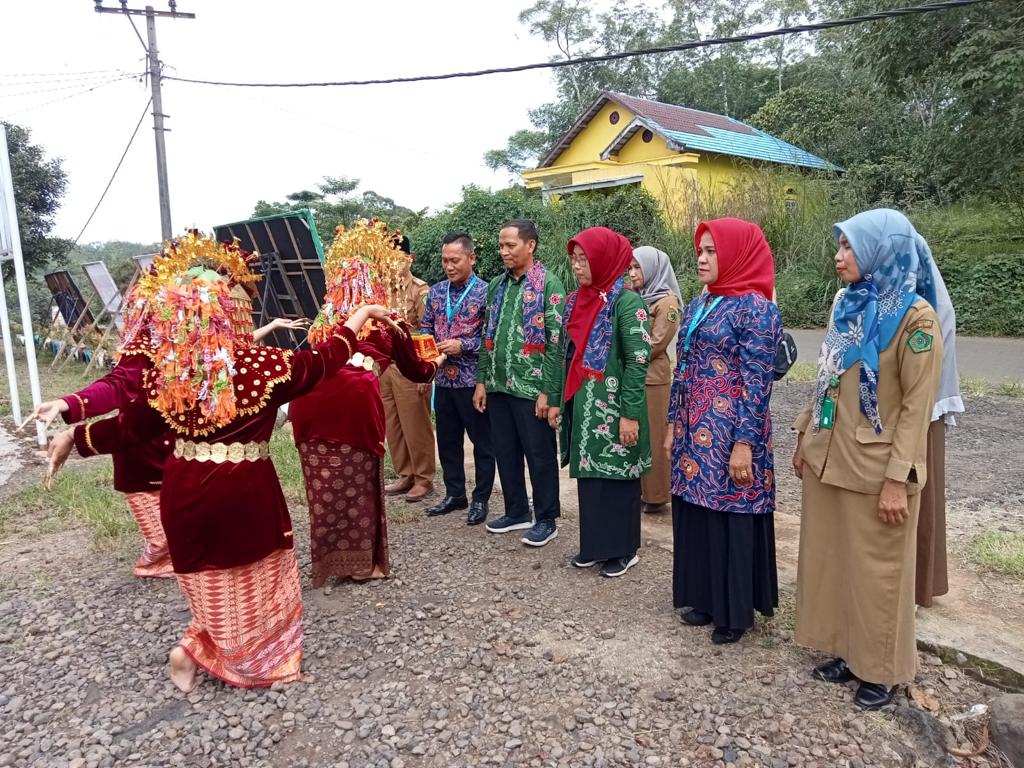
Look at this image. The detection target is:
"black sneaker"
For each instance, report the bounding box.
[600,554,639,577]
[485,515,533,534]
[521,520,558,547]
[572,554,597,568]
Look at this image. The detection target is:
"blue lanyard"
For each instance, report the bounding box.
[680,296,722,374]
[445,275,477,323]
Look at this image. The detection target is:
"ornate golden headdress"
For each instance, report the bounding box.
[118,230,260,353]
[307,218,408,344]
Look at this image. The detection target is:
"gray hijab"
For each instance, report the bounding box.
[632,246,682,305]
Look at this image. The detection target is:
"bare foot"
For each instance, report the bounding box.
[168,646,198,693]
[351,567,387,582]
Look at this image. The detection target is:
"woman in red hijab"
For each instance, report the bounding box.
[547,227,652,578]
[666,218,781,643]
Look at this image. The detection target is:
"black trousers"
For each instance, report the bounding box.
[435,386,495,504]
[486,392,560,523]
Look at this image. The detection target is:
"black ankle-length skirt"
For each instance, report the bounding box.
[578,478,641,562]
[672,498,777,630]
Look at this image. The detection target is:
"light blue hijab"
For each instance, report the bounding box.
[813,209,942,433]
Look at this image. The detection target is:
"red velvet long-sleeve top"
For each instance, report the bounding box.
[289,322,438,454]
[73,328,358,574]
[61,353,173,494]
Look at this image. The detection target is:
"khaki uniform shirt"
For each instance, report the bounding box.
[794,299,942,496]
[401,276,429,328]
[645,294,681,386]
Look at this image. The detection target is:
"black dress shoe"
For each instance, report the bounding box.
[426,496,468,517]
[812,657,855,684]
[466,501,488,526]
[681,609,712,626]
[641,502,669,514]
[855,681,895,710]
[711,627,745,644]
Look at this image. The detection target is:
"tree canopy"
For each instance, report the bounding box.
[486,0,1024,207]
[2,122,69,276]
[253,176,426,247]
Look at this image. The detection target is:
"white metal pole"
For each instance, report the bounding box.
[0,221,23,426]
[0,125,46,447]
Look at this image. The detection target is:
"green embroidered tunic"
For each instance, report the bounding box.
[476,268,566,403]
[556,290,652,480]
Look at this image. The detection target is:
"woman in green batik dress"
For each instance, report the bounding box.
[547,226,652,578]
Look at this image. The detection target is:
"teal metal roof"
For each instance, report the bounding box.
[541,91,841,172]
[659,123,840,171]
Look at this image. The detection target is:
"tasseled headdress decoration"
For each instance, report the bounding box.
[116,230,260,357]
[150,266,238,427]
[308,218,407,345]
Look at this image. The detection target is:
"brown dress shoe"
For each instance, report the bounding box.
[404,483,433,503]
[384,478,413,496]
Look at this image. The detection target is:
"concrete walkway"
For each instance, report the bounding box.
[789,329,1024,381]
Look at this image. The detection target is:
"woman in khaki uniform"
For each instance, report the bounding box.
[629,246,682,514]
[793,209,947,710]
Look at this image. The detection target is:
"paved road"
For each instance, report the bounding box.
[789,329,1024,381]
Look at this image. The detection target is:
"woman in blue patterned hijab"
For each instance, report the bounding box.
[813,208,944,433]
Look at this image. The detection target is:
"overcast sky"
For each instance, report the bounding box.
[1,0,558,245]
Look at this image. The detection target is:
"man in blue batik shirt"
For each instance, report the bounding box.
[420,231,495,525]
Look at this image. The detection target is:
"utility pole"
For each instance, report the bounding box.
[94,1,195,241]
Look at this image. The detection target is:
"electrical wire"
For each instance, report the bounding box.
[70,97,153,246]
[1,75,137,119]
[0,69,122,80]
[163,0,993,89]
[0,74,133,99]
[0,71,126,87]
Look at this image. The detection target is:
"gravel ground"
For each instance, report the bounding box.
[1,381,1019,768]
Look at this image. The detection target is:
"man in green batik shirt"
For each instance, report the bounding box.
[473,219,566,547]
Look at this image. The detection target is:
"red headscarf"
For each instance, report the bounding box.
[694,218,775,300]
[563,227,634,401]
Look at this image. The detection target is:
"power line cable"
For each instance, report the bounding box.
[163,0,992,89]
[0,68,122,79]
[0,74,132,99]
[2,76,136,120]
[0,71,125,87]
[71,97,152,247]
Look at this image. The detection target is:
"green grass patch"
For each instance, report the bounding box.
[784,361,818,384]
[965,531,1024,577]
[958,375,1024,399]
[0,458,132,543]
[270,429,305,503]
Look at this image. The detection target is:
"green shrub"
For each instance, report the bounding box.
[407,183,1024,336]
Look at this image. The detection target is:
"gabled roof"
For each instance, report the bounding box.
[539,91,841,172]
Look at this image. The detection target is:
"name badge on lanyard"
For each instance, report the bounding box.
[679,296,723,375]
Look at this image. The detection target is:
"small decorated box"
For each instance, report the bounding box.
[411,333,439,361]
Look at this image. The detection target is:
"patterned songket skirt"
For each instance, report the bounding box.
[124,491,174,578]
[299,439,390,586]
[175,547,303,688]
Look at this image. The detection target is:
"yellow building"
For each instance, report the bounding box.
[522,92,840,224]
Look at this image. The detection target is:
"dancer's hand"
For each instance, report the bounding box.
[663,424,674,462]
[45,429,75,489]
[792,434,804,479]
[24,399,69,430]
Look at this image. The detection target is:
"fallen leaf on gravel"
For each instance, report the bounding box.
[909,686,940,711]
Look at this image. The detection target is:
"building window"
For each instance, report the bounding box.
[642,129,653,143]
[609,111,620,125]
